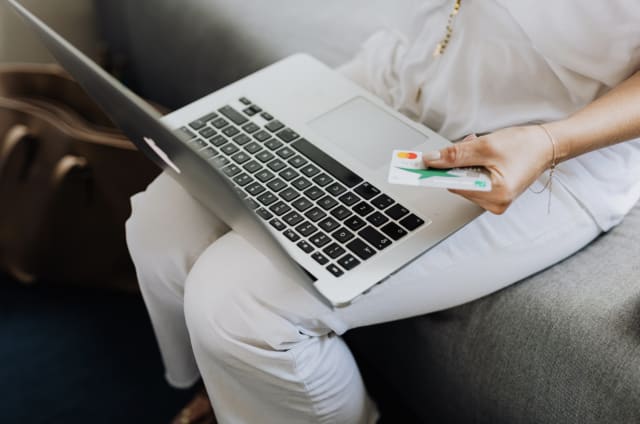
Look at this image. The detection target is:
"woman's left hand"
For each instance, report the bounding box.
[423,125,555,214]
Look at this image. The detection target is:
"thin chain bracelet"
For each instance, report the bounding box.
[529,124,558,214]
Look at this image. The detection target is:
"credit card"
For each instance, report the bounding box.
[388,150,492,191]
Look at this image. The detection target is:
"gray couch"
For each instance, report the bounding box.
[94,1,640,422]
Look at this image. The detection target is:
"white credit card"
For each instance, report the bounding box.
[388,150,492,191]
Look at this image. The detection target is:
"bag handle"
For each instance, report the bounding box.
[0,125,36,179]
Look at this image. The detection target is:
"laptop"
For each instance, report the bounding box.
[7,0,483,308]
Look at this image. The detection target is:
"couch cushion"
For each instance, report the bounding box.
[346,202,640,423]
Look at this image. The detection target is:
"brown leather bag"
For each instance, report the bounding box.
[0,63,161,290]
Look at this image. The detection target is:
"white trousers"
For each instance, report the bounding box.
[125,170,600,424]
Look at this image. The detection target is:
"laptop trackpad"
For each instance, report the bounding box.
[308,97,428,169]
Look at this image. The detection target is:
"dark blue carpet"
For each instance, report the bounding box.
[0,276,195,423]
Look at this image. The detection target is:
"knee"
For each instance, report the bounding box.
[183,233,306,364]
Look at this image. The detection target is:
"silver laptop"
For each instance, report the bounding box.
[7,0,482,308]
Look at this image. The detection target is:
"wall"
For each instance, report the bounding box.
[0,0,99,63]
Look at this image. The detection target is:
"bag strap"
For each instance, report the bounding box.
[0,124,35,179]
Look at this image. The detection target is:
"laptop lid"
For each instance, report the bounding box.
[5,0,330,307]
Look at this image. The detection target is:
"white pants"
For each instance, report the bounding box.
[125,171,600,424]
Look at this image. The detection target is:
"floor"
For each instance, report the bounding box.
[0,275,196,423]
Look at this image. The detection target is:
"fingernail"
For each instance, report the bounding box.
[423,150,441,161]
[462,133,478,142]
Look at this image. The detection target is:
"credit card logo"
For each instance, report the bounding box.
[397,152,418,159]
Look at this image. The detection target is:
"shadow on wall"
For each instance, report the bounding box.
[0,0,100,64]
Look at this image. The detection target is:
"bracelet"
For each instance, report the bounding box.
[529,124,558,213]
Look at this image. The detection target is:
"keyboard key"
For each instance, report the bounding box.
[221,143,239,155]
[305,207,327,222]
[318,196,339,210]
[246,182,265,196]
[277,147,295,159]
[338,254,360,271]
[211,117,229,129]
[283,229,300,242]
[176,127,196,140]
[381,222,408,241]
[344,216,366,231]
[248,104,262,114]
[385,204,410,220]
[233,134,251,146]
[346,239,376,260]
[371,194,395,210]
[239,97,251,105]
[243,160,262,173]
[266,178,287,192]
[297,240,314,254]
[245,198,259,209]
[243,106,258,116]
[242,122,260,133]
[358,226,392,250]
[295,222,318,237]
[276,128,299,142]
[354,182,381,200]
[283,211,304,226]
[255,169,275,182]
[269,218,286,231]
[257,151,276,163]
[235,187,247,199]
[400,214,425,231]
[199,127,216,138]
[254,130,271,142]
[256,208,273,220]
[257,192,278,206]
[279,168,299,181]
[261,111,274,121]
[326,264,344,277]
[292,177,312,191]
[219,105,249,125]
[244,141,263,154]
[330,206,352,221]
[292,197,313,212]
[269,201,292,216]
[231,152,251,164]
[338,192,360,206]
[202,147,218,159]
[326,183,347,197]
[223,126,240,137]
[367,212,390,227]
[304,186,324,200]
[332,227,355,243]
[292,138,363,187]
[233,173,252,186]
[189,119,206,130]
[265,138,283,151]
[310,233,331,248]
[353,201,374,217]
[312,252,329,265]
[288,155,308,168]
[312,173,333,187]
[222,164,241,177]
[323,243,346,259]
[319,217,340,232]
[300,164,320,178]
[212,156,230,167]
[200,112,219,122]
[280,188,300,202]
[210,135,228,147]
[266,120,285,133]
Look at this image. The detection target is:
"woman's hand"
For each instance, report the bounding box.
[423,125,554,214]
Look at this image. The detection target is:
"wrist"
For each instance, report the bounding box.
[544,119,574,163]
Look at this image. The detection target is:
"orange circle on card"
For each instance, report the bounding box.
[397,152,418,159]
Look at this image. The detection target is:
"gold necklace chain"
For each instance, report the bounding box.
[433,0,462,57]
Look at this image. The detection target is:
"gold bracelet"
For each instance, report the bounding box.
[529,124,558,213]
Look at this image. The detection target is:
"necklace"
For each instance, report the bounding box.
[433,0,462,57]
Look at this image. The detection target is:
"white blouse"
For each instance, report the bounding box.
[346,0,640,231]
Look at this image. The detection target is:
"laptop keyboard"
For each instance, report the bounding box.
[175,98,425,277]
